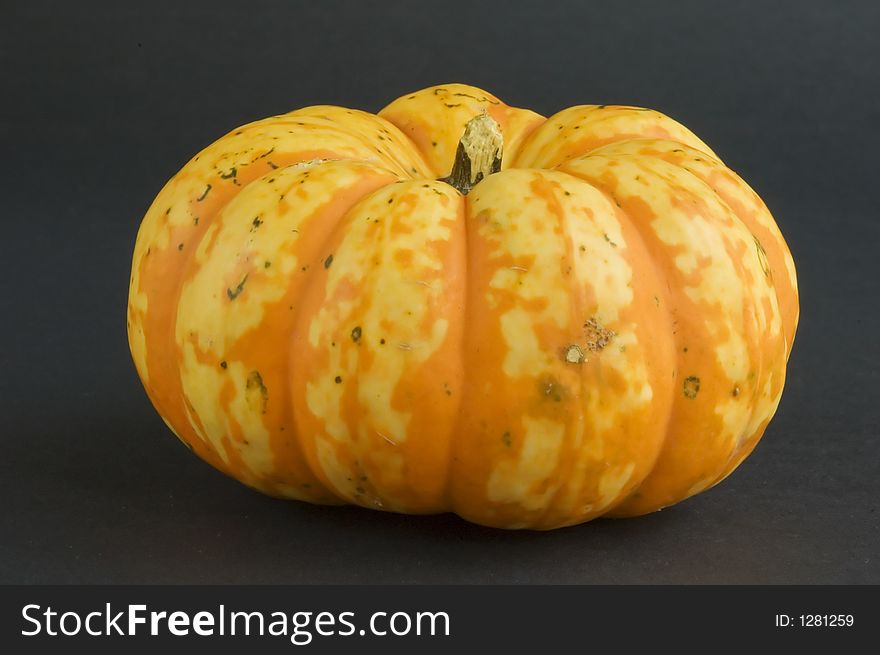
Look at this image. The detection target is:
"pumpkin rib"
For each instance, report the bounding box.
[546,167,680,521]
[212,107,433,179]
[287,178,466,511]
[695,169,798,357]
[663,163,790,494]
[278,165,415,505]
[285,106,434,178]
[450,168,676,528]
[270,161,405,503]
[512,104,720,171]
[662,158,787,480]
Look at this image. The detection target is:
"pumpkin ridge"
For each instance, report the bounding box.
[547,167,680,518]
[660,157,787,475]
[665,166,789,490]
[279,170,410,503]
[285,106,433,179]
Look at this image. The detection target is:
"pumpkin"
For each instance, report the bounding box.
[128,84,798,529]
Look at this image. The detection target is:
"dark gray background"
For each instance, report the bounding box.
[2,0,878,584]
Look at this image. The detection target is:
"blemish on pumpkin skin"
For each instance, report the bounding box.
[754,236,772,278]
[564,344,586,364]
[501,431,512,447]
[351,326,362,343]
[196,184,211,202]
[245,370,268,414]
[683,376,701,399]
[732,385,741,397]
[584,318,615,351]
[324,254,333,269]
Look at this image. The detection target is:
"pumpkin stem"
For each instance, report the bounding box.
[440,112,503,194]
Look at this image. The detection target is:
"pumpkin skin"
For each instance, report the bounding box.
[127,84,798,529]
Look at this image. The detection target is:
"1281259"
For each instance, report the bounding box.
[775,614,854,627]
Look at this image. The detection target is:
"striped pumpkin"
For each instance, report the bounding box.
[128,84,798,529]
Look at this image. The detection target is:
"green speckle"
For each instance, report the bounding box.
[227,274,248,300]
[754,236,771,278]
[683,376,701,399]
[246,370,269,414]
[196,184,211,202]
[539,376,566,402]
[251,216,263,230]
[220,167,237,180]
[324,254,333,269]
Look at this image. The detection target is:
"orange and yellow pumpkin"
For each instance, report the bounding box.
[127,84,798,529]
